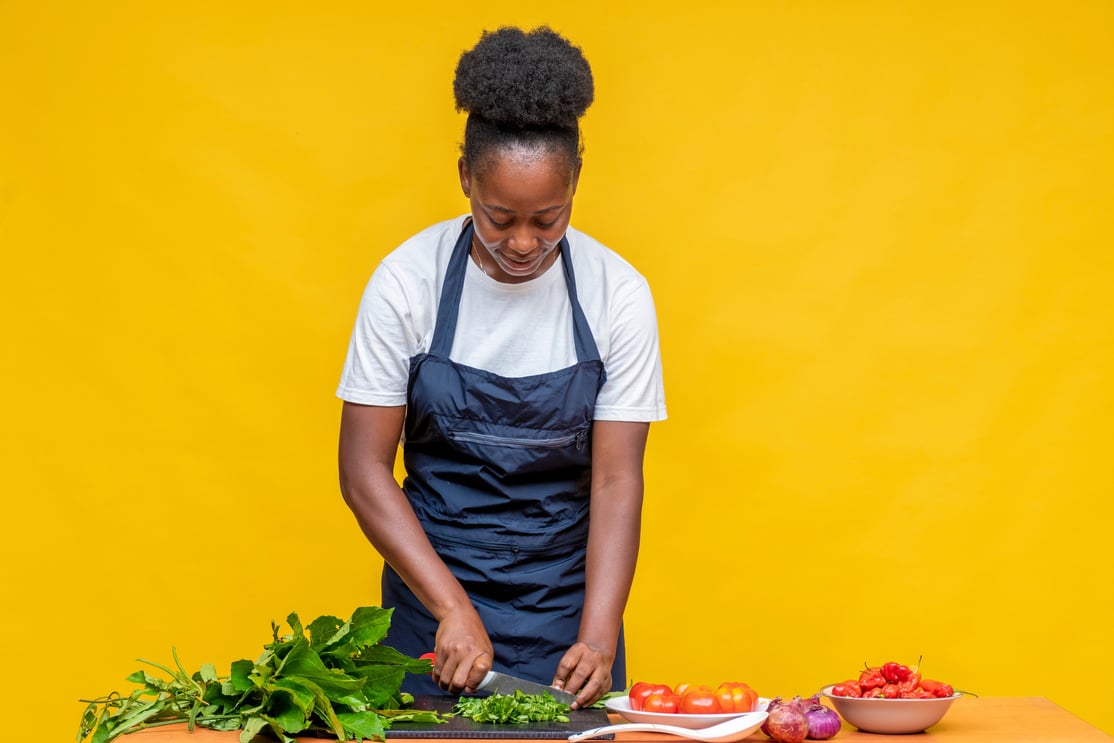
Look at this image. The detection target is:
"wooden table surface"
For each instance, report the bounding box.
[128,697,1111,742]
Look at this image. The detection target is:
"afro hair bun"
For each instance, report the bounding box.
[454,26,594,129]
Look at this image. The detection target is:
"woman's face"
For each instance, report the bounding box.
[459,145,580,284]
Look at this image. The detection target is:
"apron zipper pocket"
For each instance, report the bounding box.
[448,429,585,451]
[427,527,589,554]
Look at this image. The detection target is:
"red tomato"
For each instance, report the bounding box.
[630,682,672,712]
[629,682,653,711]
[643,692,680,714]
[680,689,724,715]
[714,682,757,712]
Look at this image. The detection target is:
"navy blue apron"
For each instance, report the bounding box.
[382,221,627,694]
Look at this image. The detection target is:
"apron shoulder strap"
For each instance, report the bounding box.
[560,236,602,364]
[428,221,473,356]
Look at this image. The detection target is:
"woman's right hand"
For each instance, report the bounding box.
[431,607,494,693]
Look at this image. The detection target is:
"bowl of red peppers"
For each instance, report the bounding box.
[821,660,965,734]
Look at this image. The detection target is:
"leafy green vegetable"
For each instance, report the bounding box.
[453,690,570,724]
[77,606,443,742]
[589,690,626,709]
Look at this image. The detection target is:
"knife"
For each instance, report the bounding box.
[476,669,578,705]
[423,652,577,705]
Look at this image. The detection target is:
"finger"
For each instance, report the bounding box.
[435,653,463,692]
[433,660,452,691]
[450,650,490,694]
[584,671,611,707]
[563,664,593,701]
[465,650,493,691]
[577,665,612,708]
[552,646,586,691]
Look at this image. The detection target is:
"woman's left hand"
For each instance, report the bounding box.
[551,641,614,709]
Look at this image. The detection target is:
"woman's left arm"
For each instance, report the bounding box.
[552,419,650,707]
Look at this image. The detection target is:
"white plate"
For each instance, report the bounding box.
[605,695,769,729]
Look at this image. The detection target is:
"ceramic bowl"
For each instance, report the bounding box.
[820,685,962,734]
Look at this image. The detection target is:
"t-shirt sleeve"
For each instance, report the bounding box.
[336,262,417,406]
[593,276,668,422]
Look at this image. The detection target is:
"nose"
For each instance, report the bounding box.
[506,228,539,254]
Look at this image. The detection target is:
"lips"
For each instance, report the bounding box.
[497,252,544,270]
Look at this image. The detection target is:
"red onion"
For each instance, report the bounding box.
[762,697,810,743]
[802,694,841,740]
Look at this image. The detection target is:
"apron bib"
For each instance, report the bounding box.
[382,221,626,691]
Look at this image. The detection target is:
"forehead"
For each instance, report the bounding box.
[474,143,576,185]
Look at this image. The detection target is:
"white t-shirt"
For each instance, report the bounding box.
[337,215,667,423]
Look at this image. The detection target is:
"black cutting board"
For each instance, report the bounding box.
[386,694,613,739]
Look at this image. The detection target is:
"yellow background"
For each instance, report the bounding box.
[3,1,1112,739]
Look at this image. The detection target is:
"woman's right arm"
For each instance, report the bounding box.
[338,401,493,691]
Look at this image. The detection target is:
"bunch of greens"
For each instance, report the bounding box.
[78,606,443,743]
[453,690,570,724]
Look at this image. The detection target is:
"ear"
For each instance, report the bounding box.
[458,157,472,198]
[571,158,583,195]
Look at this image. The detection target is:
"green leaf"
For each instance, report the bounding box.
[101,701,166,737]
[213,681,241,705]
[239,716,267,743]
[201,716,244,732]
[320,606,393,654]
[90,722,115,743]
[264,686,310,733]
[286,612,304,638]
[272,677,315,707]
[353,643,431,673]
[261,716,299,743]
[273,676,345,738]
[229,659,255,692]
[351,665,406,708]
[249,659,275,689]
[198,663,219,683]
[124,670,169,692]
[278,640,367,700]
[307,614,345,649]
[78,701,100,740]
[337,710,386,741]
[377,709,445,724]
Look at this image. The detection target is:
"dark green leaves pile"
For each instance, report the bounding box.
[453,690,570,724]
[78,606,442,743]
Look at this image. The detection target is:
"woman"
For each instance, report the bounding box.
[337,26,666,708]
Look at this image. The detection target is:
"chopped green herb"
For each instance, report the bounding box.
[454,690,571,723]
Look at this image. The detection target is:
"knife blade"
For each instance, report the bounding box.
[477,669,578,705]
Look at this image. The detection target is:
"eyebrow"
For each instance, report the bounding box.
[483,203,566,215]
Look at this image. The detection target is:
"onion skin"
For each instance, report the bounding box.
[761,697,783,738]
[763,698,810,743]
[804,704,841,740]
